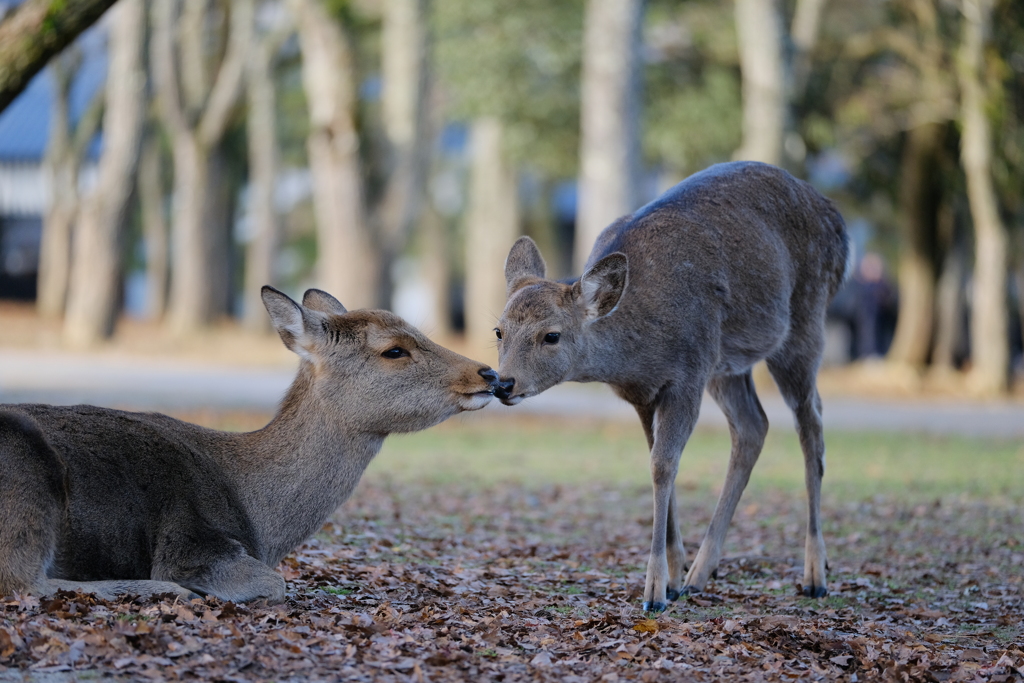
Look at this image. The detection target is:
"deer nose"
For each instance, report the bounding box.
[494,378,515,401]
[478,368,499,386]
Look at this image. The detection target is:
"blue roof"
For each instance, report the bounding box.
[0,25,107,162]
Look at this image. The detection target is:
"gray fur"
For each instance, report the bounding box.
[495,162,850,611]
[0,286,497,603]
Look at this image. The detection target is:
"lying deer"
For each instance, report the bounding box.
[0,287,498,603]
[493,161,850,611]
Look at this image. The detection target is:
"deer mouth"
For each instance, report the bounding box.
[499,390,534,406]
[458,389,495,411]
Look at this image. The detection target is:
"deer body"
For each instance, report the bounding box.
[0,287,498,603]
[495,162,850,611]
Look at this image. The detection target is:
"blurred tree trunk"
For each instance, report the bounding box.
[465,117,518,364]
[789,0,827,100]
[733,0,784,165]
[887,122,945,367]
[574,0,643,273]
[36,53,80,319]
[205,146,235,317]
[418,205,450,337]
[957,0,1009,395]
[37,51,103,319]
[377,0,430,310]
[932,211,967,371]
[785,0,827,166]
[884,0,958,370]
[242,23,289,333]
[0,0,119,112]
[290,0,376,309]
[153,0,253,335]
[63,0,146,347]
[139,134,169,320]
[1016,267,1024,371]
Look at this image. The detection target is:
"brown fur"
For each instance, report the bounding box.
[494,162,850,611]
[0,287,498,603]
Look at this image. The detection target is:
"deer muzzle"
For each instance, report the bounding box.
[493,378,516,402]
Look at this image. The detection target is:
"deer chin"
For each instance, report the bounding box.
[500,390,535,406]
[458,391,494,411]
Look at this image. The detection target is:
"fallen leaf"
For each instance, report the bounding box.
[633,619,659,634]
[530,651,554,668]
[0,629,16,658]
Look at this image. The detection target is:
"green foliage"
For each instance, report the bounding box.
[433,0,583,176]
[43,0,70,38]
[642,0,741,176]
[645,66,741,175]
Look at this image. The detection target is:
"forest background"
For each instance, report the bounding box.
[0,0,1021,395]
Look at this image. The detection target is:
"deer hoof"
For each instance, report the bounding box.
[802,585,828,598]
[666,588,681,602]
[642,600,668,613]
[680,585,701,596]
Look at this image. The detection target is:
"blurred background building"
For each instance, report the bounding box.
[0,0,1021,393]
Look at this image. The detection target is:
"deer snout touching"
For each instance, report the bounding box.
[493,377,516,403]
[478,368,500,386]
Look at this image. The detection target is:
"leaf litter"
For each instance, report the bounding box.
[1,482,1021,681]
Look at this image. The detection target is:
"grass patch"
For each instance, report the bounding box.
[371,415,1024,500]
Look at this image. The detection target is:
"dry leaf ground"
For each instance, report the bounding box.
[2,415,1023,682]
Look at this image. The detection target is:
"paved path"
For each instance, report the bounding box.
[1,349,1023,437]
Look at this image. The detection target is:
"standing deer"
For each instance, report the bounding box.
[493,162,850,611]
[0,286,499,603]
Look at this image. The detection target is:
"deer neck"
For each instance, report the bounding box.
[572,323,633,385]
[232,363,385,565]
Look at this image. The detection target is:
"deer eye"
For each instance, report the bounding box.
[543,332,560,344]
[381,347,409,359]
[494,328,502,341]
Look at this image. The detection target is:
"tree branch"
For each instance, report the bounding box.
[178,0,209,114]
[152,0,189,136]
[844,27,929,73]
[0,0,119,113]
[197,0,253,147]
[70,86,105,161]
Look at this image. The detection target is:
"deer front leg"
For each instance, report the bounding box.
[177,554,286,604]
[642,392,700,612]
[633,402,688,604]
[154,532,286,604]
[665,487,686,601]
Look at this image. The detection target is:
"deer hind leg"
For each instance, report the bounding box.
[39,579,199,602]
[0,413,63,598]
[642,389,701,613]
[634,403,687,603]
[683,371,768,594]
[767,345,829,598]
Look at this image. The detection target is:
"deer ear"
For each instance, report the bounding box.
[574,253,628,321]
[262,286,322,359]
[505,236,547,296]
[302,288,347,315]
